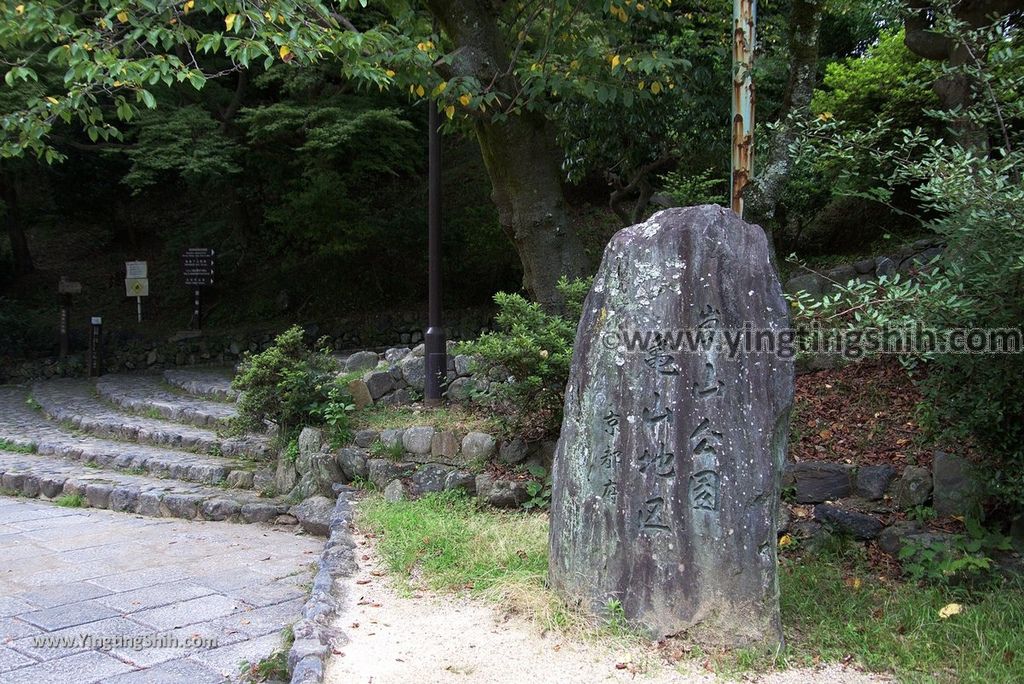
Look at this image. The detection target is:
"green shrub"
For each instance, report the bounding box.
[232,325,345,439]
[899,519,1013,588]
[0,298,54,358]
[312,382,355,447]
[456,277,590,438]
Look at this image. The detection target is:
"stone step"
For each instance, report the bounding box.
[95,374,238,428]
[0,450,290,524]
[31,378,272,460]
[0,387,264,488]
[162,368,238,402]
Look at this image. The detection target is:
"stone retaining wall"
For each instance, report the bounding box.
[276,426,984,562]
[274,425,555,511]
[780,451,982,556]
[784,238,945,299]
[343,343,495,406]
[0,307,494,383]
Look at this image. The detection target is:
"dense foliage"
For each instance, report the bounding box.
[0,1,899,324]
[232,324,353,442]
[2,0,1023,522]
[456,277,590,438]
[789,7,1024,510]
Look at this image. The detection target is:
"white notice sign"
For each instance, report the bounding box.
[125,261,148,279]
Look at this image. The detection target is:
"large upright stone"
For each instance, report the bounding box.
[549,206,794,647]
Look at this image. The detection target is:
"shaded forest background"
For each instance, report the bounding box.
[0,1,932,356]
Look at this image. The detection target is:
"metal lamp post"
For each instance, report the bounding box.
[424,101,446,405]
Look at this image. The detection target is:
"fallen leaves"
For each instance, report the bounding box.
[939,603,963,619]
[790,360,950,468]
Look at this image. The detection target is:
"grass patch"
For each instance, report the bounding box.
[54,492,85,507]
[239,624,294,682]
[368,438,405,460]
[773,540,1024,683]
[336,369,366,387]
[0,438,36,454]
[359,491,591,635]
[352,404,501,436]
[360,490,547,593]
[361,494,1024,682]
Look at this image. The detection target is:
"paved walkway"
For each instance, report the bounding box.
[0,497,321,683]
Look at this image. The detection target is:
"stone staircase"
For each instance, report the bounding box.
[0,370,289,525]
[95,374,237,428]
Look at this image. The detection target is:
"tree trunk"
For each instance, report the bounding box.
[743,0,823,231]
[426,0,589,309]
[474,114,589,308]
[0,169,34,277]
[903,0,1020,151]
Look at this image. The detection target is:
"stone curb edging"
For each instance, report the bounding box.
[288,488,359,683]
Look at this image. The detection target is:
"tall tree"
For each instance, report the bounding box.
[0,0,683,308]
[743,0,824,233]
[423,0,588,306]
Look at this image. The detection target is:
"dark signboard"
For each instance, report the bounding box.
[182,247,215,287]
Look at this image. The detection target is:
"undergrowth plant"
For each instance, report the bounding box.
[899,518,1013,587]
[787,7,1024,512]
[54,492,84,508]
[456,276,590,439]
[283,438,300,465]
[232,325,355,446]
[522,464,552,511]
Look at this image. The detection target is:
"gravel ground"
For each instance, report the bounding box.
[324,531,889,684]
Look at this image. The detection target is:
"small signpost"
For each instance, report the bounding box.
[57,277,82,359]
[181,248,214,330]
[88,316,103,376]
[125,260,149,323]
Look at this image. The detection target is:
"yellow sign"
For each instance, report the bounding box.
[125,278,149,297]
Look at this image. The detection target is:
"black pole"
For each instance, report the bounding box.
[424,101,446,405]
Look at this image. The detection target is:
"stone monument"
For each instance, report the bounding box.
[549,205,794,647]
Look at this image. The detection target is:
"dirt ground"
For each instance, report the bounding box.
[323,531,888,684]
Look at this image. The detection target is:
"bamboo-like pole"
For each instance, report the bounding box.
[730,0,756,217]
